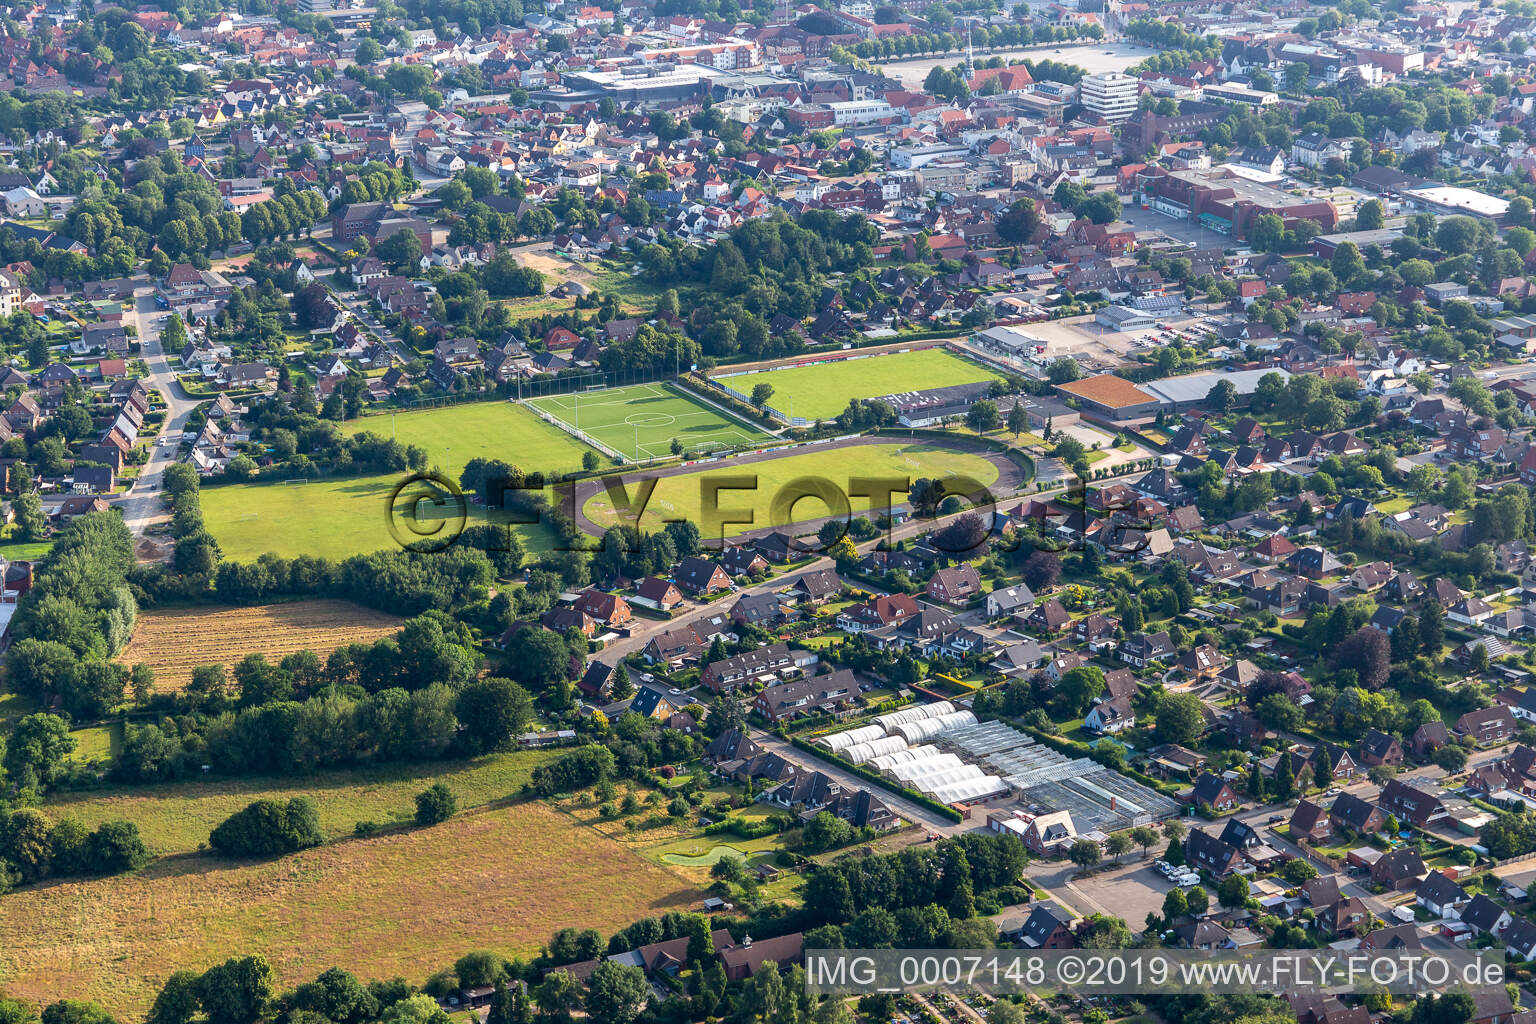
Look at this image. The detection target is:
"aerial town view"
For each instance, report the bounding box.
[11,0,1536,1021]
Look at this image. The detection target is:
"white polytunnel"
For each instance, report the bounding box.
[816,724,884,752]
[841,735,910,765]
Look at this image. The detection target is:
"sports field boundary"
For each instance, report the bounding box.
[523,400,628,463]
[670,376,784,439]
[525,382,776,464]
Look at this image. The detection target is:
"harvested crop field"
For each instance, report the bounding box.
[0,801,701,1017]
[117,600,402,692]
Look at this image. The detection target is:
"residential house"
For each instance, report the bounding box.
[754,670,859,722]
[1192,772,1238,811]
[573,588,633,627]
[675,556,733,596]
[1328,792,1386,835]
[1371,848,1427,891]
[1456,706,1518,746]
[1416,871,1469,920]
[1379,779,1449,829]
[1184,828,1242,877]
[927,564,982,605]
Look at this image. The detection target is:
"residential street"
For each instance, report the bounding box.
[116,290,201,546]
[750,728,968,834]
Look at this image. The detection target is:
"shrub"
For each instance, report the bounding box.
[414,784,457,826]
[209,798,325,858]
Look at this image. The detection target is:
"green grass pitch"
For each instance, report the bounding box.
[527,382,774,461]
[716,348,1004,422]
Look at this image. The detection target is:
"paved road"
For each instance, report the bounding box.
[320,270,412,366]
[117,291,202,542]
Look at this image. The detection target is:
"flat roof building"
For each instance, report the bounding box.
[1079,72,1139,124]
[1143,167,1337,240]
[1055,373,1161,421]
[1095,305,1156,332]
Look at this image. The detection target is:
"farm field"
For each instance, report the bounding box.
[714,348,1004,422]
[0,800,700,1017]
[44,749,560,856]
[528,382,774,461]
[340,400,597,477]
[199,473,559,561]
[583,441,1000,535]
[117,600,403,693]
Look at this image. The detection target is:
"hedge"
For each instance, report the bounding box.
[789,736,964,823]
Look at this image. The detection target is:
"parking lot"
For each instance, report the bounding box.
[1029,855,1173,924]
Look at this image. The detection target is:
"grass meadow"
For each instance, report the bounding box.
[339,400,597,477]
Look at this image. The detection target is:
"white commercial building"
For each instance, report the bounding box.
[1078,72,1138,124]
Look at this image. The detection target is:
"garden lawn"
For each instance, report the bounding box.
[339,400,597,477]
[582,442,1000,535]
[714,349,1003,422]
[199,473,560,561]
[0,800,699,1017]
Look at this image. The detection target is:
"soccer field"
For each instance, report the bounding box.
[717,348,1004,422]
[527,382,773,461]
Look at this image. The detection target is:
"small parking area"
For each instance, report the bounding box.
[1082,858,1182,924]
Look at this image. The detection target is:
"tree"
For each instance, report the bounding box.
[1217,874,1250,908]
[148,971,201,1024]
[14,491,45,541]
[415,783,457,825]
[750,382,774,408]
[1280,859,1318,885]
[1022,550,1062,591]
[966,399,999,435]
[196,956,275,1024]
[1162,887,1187,919]
[1184,885,1209,915]
[1129,826,1159,858]
[1056,665,1106,716]
[1332,626,1391,690]
[1068,838,1101,871]
[1420,603,1445,659]
[455,678,533,753]
[1105,832,1134,863]
[377,228,423,273]
[997,198,1040,245]
[1356,199,1385,231]
[3,712,75,791]
[585,962,647,1024]
[1206,379,1237,414]
[1154,693,1205,745]
[208,798,325,857]
[1007,402,1028,438]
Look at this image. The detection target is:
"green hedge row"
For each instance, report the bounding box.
[790,736,964,823]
